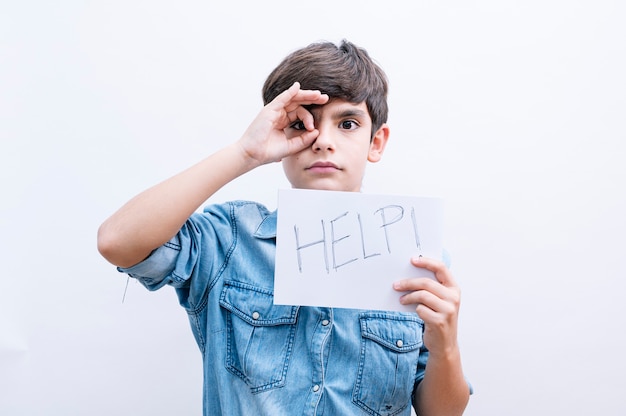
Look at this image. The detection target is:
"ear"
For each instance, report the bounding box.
[367,123,390,163]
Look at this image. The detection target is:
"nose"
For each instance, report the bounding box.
[311,125,335,152]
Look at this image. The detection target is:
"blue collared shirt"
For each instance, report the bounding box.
[120,201,429,416]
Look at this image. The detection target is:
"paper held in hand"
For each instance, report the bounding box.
[273,189,444,312]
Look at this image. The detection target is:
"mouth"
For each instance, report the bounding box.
[306,161,341,173]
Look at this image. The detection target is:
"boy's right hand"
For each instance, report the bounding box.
[238,82,329,166]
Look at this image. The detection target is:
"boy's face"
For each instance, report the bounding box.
[282,99,389,192]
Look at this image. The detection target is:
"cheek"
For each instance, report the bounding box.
[282,155,299,166]
[281,157,298,176]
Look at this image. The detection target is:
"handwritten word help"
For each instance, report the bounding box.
[293,205,422,274]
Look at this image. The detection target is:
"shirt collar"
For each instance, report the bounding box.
[254,210,277,239]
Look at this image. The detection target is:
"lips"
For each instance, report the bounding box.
[309,161,339,169]
[306,161,340,173]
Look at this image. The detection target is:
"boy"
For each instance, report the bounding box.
[98,40,470,415]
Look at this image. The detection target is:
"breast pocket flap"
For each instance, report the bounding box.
[360,312,423,353]
[220,280,298,326]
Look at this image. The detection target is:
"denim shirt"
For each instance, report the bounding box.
[120,201,429,416]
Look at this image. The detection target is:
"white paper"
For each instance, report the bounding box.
[274,189,444,312]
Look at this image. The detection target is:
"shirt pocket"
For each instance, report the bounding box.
[219,280,299,394]
[353,312,424,416]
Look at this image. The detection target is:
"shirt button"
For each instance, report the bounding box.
[252,312,260,320]
[396,340,404,348]
[321,319,330,326]
[312,384,320,392]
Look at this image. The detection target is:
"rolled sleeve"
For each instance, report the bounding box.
[116,206,233,295]
[118,234,183,291]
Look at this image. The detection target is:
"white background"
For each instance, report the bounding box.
[2,1,625,415]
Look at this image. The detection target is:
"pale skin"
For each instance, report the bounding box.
[97,82,469,415]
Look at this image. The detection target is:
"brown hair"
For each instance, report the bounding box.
[262,40,389,137]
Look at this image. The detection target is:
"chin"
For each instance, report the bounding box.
[292,181,359,192]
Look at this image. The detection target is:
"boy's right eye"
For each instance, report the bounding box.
[290,120,305,130]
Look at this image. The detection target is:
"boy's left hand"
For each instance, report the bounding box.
[393,256,461,358]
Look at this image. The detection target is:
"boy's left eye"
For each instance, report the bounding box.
[339,120,358,130]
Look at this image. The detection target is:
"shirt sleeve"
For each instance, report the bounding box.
[118,231,186,291]
[117,204,234,292]
[415,331,429,387]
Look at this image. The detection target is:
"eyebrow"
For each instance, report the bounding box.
[310,107,368,121]
[334,109,367,119]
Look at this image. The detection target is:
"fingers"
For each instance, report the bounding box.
[394,277,447,299]
[411,256,458,287]
[284,128,320,155]
[393,256,462,354]
[393,256,457,292]
[294,106,315,131]
[238,83,329,165]
[392,256,461,312]
[398,284,459,313]
[272,82,329,118]
[270,81,301,108]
